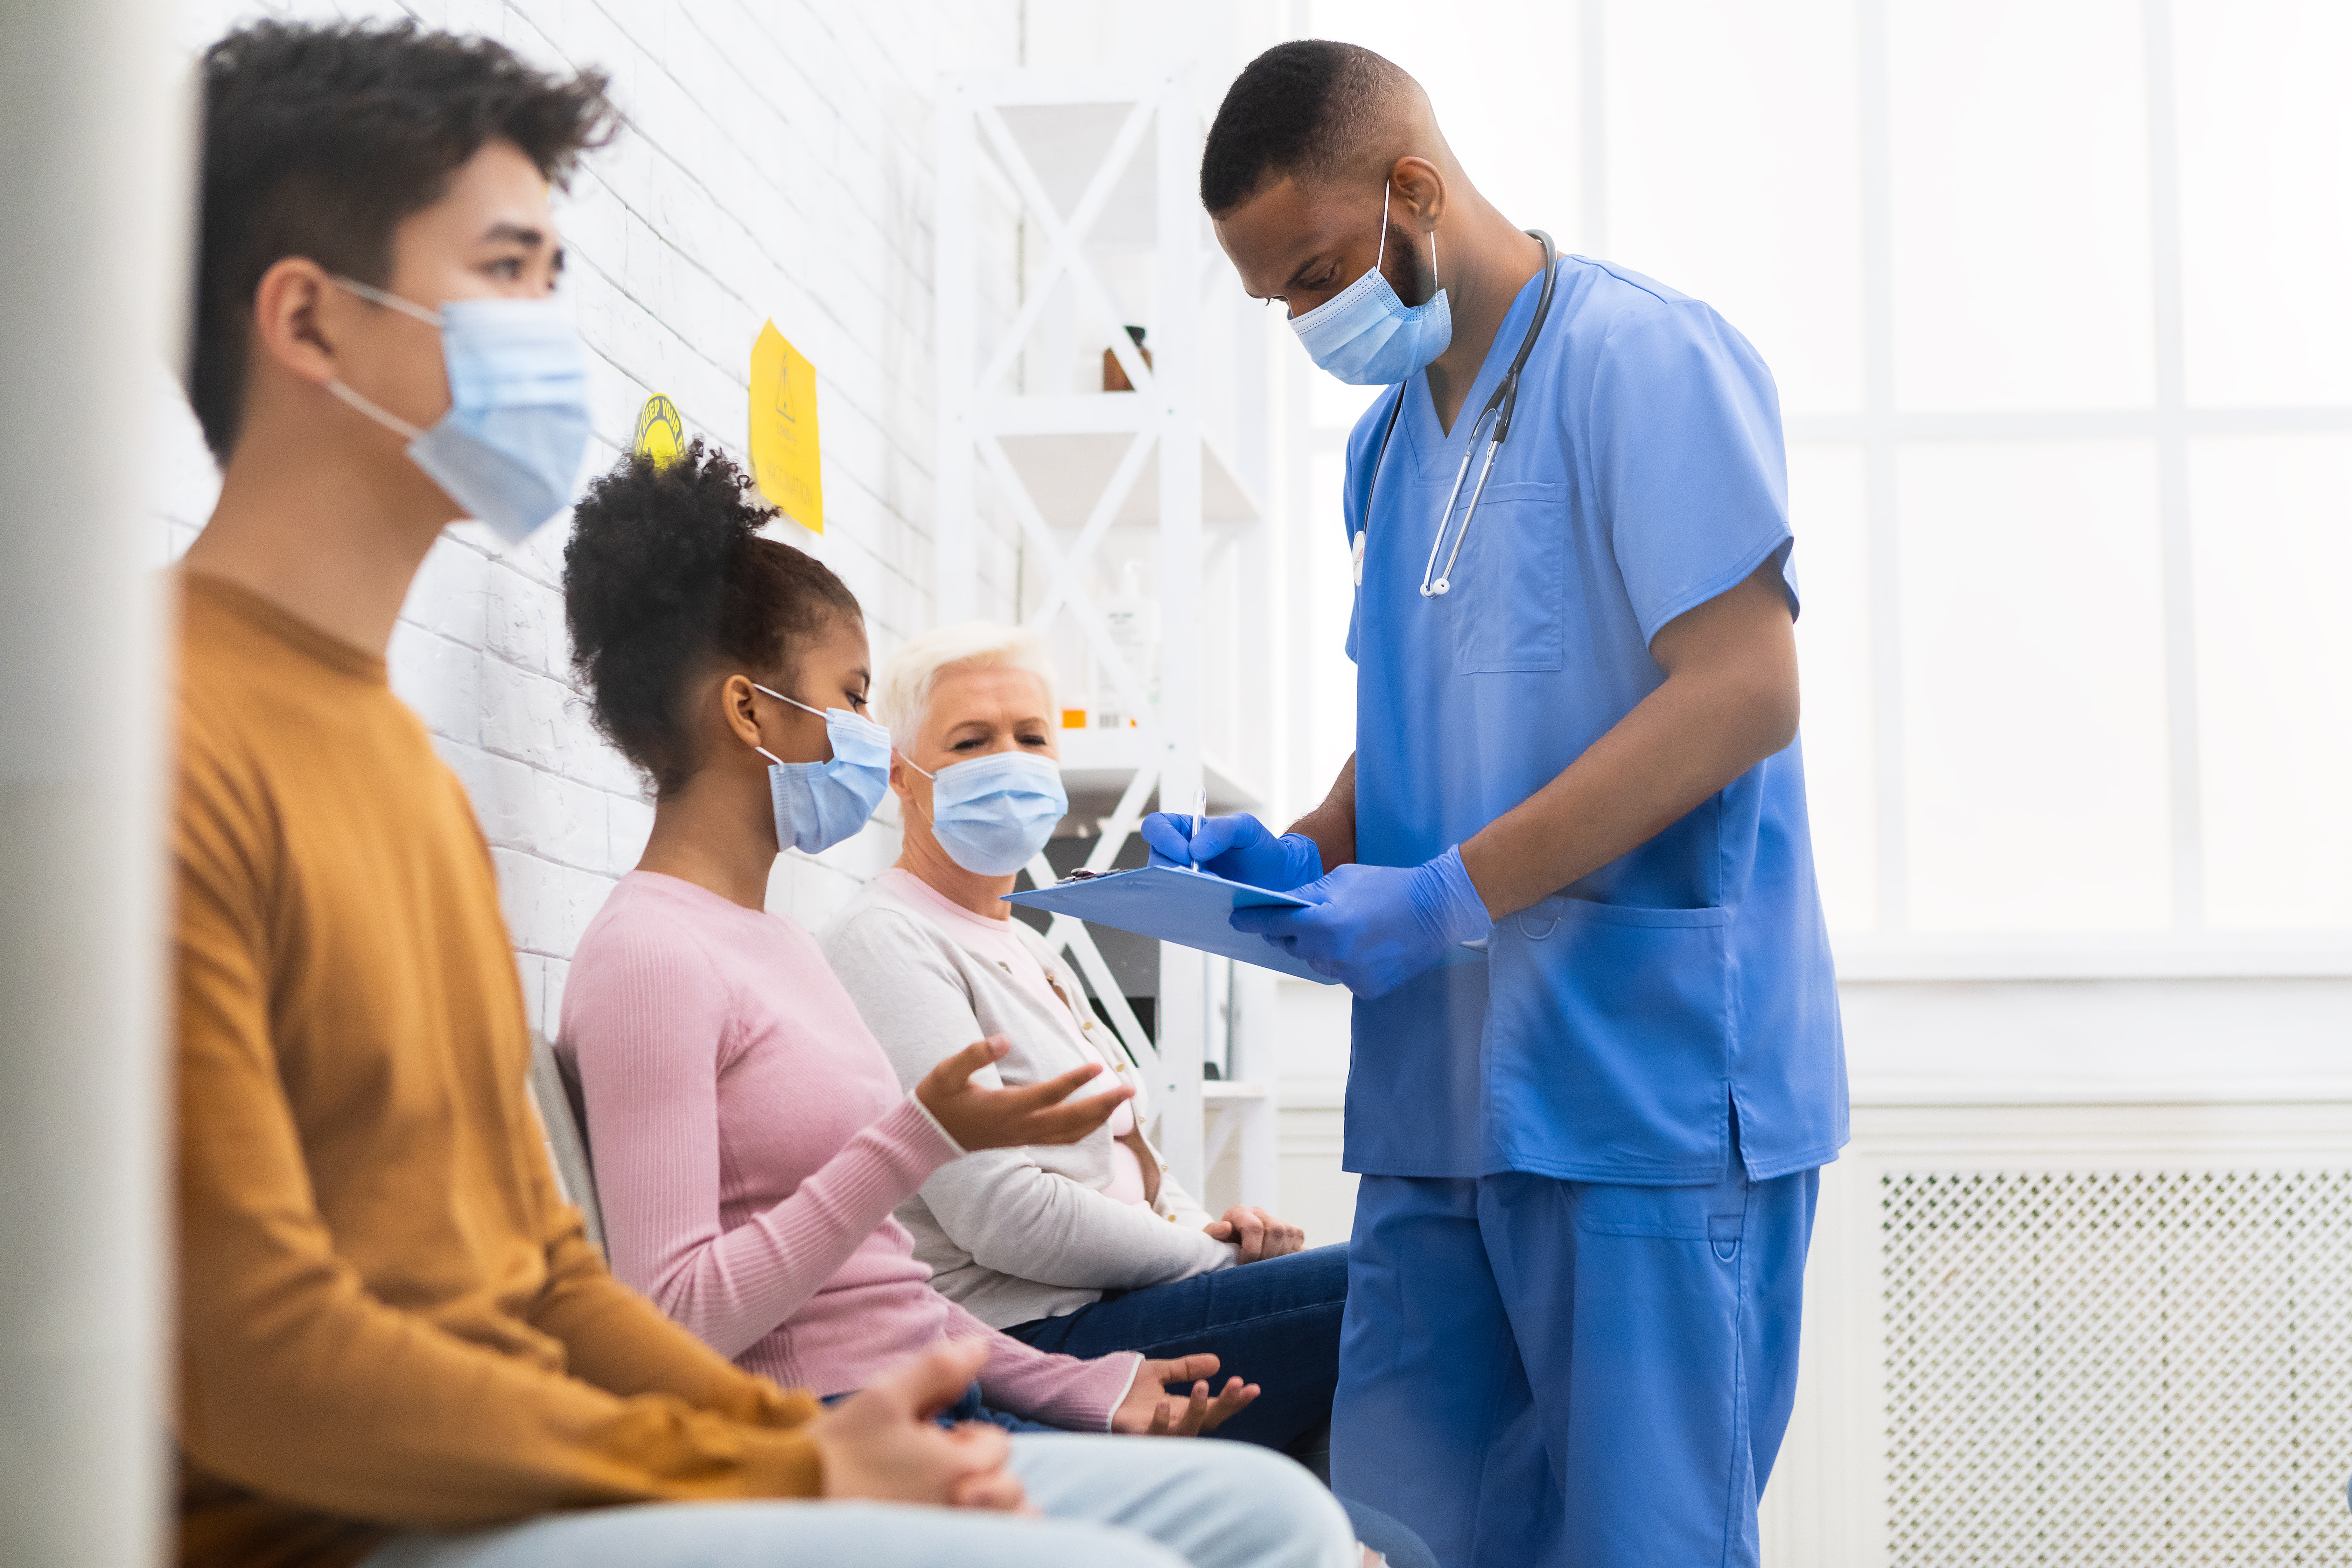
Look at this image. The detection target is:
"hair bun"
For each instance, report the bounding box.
[563,439,859,795]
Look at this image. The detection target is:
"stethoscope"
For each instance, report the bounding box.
[1356,230,1560,598]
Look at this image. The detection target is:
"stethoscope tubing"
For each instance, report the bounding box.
[1357,230,1561,601]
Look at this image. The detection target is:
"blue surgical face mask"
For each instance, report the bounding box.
[1288,184,1450,386]
[750,684,892,855]
[904,749,1068,876]
[324,276,593,545]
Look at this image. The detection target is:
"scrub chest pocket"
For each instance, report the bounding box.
[1446,480,1567,674]
[1485,896,1733,1181]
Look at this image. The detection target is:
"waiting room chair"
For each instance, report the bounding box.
[527,1031,607,1255]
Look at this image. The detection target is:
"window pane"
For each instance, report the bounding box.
[1789,445,1877,931]
[1605,0,1864,418]
[1305,1,1586,249]
[2190,435,2352,927]
[2175,1,2352,407]
[1886,0,2156,411]
[1899,441,2172,930]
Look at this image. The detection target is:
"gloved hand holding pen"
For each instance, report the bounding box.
[1140,810,1324,892]
[1230,846,1493,1000]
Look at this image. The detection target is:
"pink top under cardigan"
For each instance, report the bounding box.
[558,870,1139,1428]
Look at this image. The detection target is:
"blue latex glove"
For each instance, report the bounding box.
[1229,846,1493,999]
[1140,811,1324,891]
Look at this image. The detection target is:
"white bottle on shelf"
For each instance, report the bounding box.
[1096,560,1159,729]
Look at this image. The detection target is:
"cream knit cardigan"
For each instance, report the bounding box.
[820,874,1236,1329]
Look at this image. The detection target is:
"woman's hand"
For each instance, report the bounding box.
[1109,1353,1258,1436]
[806,1342,1026,1509]
[916,1036,1132,1152]
[1204,1205,1306,1263]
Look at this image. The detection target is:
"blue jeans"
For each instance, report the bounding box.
[1000,1243,1349,1457]
[821,1380,1058,1434]
[359,1433,1358,1568]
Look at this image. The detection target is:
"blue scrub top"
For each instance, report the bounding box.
[1342,255,1848,1184]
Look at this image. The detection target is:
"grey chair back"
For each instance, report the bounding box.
[527,1031,607,1255]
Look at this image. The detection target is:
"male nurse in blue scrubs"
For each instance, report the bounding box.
[1143,41,1849,1568]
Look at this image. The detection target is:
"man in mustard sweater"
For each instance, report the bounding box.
[170,20,1358,1568]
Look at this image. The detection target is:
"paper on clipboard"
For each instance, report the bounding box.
[1004,866,1336,984]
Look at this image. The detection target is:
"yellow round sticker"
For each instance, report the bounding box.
[631,393,685,467]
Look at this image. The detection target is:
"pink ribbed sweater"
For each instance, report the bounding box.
[558,871,1139,1428]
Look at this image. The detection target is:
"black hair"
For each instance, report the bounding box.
[564,441,862,797]
[1199,40,1406,216]
[188,20,617,460]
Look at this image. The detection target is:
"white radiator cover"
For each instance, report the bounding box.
[1763,1094,2352,1567]
[1881,1168,2352,1565]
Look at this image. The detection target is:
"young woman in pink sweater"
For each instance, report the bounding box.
[554,443,1256,1439]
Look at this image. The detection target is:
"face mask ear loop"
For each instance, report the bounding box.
[750,681,827,719]
[323,377,428,442]
[745,680,802,769]
[329,274,444,328]
[1376,182,1391,270]
[895,752,939,832]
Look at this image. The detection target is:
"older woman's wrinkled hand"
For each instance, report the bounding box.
[1203,1205,1306,1262]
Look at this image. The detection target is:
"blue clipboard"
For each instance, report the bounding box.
[1004,866,1336,984]
[1006,865,1490,985]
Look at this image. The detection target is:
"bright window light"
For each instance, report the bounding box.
[1788,446,1877,930]
[1886,0,2156,412]
[2175,1,2352,407]
[2190,435,2352,928]
[1898,440,2173,931]
[1606,0,1863,418]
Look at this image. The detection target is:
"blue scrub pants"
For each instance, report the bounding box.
[1331,1154,1818,1568]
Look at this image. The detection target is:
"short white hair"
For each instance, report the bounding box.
[875,621,1061,754]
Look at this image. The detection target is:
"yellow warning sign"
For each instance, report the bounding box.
[748,321,823,534]
[631,392,685,467]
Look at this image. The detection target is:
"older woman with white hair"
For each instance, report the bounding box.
[820,622,1350,1478]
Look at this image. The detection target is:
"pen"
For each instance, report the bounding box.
[1191,787,1207,873]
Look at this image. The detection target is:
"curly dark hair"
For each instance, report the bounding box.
[188,20,617,460]
[1199,40,1408,216]
[564,440,862,796]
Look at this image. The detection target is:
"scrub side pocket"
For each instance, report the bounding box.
[1485,897,1732,1180]
[1449,480,1568,673]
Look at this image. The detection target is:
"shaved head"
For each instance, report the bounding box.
[1199,41,1429,217]
[1203,38,1545,432]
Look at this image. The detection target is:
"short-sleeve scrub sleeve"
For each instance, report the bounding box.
[1586,300,1798,645]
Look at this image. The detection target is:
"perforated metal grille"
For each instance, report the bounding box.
[1883,1170,2352,1565]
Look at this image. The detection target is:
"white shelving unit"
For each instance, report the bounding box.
[936,68,1281,1205]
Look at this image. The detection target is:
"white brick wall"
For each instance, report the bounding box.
[158,0,1031,1032]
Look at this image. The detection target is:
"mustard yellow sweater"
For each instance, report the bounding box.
[173,575,822,1568]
